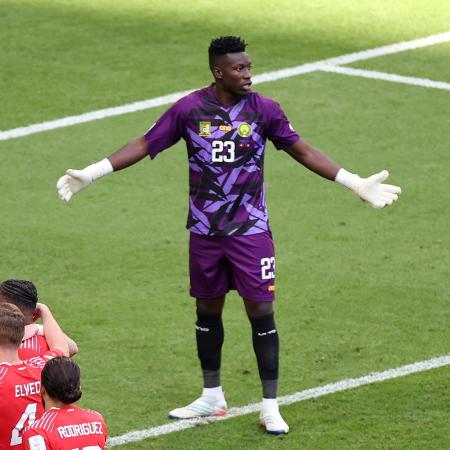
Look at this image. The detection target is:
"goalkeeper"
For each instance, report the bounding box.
[56,36,401,435]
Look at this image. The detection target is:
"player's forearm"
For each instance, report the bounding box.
[65,334,79,356]
[107,136,149,171]
[285,139,401,208]
[57,136,149,202]
[38,305,70,356]
[75,136,149,179]
[23,324,39,340]
[284,139,340,180]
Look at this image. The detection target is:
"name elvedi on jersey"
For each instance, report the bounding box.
[56,422,103,439]
[15,381,40,397]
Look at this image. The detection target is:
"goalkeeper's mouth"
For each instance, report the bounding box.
[242,81,252,92]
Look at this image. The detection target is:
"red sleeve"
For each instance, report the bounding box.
[43,349,64,359]
[19,336,50,360]
[25,349,63,368]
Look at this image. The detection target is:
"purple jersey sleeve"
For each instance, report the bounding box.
[144,100,186,159]
[265,99,300,150]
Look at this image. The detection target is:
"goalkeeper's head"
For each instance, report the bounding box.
[0,279,38,324]
[208,36,252,97]
[208,36,248,70]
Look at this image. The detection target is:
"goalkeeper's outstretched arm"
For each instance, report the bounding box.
[56,136,148,202]
[284,138,402,208]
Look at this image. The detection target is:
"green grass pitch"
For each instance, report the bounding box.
[1,1,449,448]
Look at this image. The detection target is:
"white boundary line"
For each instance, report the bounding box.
[318,65,450,91]
[107,353,450,447]
[1,31,449,142]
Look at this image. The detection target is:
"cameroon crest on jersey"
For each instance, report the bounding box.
[199,121,211,136]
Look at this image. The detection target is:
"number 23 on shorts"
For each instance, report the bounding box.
[261,257,275,280]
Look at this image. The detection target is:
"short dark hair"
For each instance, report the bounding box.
[208,36,247,68]
[42,357,82,404]
[0,303,25,346]
[0,279,38,314]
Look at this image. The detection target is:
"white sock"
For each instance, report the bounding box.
[262,398,279,414]
[202,386,224,400]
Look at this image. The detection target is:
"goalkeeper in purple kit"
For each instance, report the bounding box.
[56,36,401,434]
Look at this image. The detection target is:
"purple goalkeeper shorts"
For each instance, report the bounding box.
[189,231,276,302]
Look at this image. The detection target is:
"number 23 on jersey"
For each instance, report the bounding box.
[211,140,235,163]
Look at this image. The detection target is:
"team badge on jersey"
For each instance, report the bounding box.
[237,122,252,137]
[199,121,211,136]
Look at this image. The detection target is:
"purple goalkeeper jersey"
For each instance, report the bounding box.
[144,84,300,236]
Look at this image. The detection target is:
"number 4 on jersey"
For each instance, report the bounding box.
[10,403,37,446]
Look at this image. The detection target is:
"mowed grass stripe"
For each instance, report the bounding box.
[1,31,449,142]
[107,353,450,447]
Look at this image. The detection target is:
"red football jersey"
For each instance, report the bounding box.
[22,405,107,450]
[0,363,43,449]
[19,335,50,360]
[0,352,63,449]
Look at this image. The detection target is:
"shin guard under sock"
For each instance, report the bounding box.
[249,313,279,398]
[196,312,224,387]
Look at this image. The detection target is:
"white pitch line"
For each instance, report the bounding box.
[0,90,193,142]
[318,65,450,91]
[319,31,450,67]
[1,31,449,142]
[107,353,450,447]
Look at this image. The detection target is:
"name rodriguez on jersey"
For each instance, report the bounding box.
[57,421,104,439]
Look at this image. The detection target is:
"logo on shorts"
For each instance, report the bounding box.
[268,285,275,292]
[237,122,252,137]
[219,124,232,132]
[199,121,211,136]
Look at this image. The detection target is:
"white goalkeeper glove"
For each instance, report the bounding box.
[56,158,113,202]
[335,169,401,208]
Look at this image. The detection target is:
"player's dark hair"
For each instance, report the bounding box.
[0,279,38,314]
[208,36,247,68]
[42,357,82,404]
[0,303,25,346]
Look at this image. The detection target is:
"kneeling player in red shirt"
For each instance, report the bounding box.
[0,303,69,449]
[0,279,78,360]
[22,357,107,450]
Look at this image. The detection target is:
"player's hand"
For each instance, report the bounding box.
[32,308,42,322]
[56,168,93,202]
[353,170,401,208]
[35,302,51,318]
[23,324,39,341]
[56,159,113,202]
